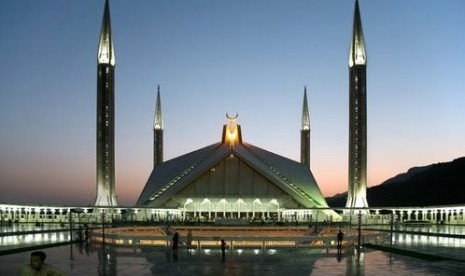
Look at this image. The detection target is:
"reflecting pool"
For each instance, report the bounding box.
[1,244,464,275]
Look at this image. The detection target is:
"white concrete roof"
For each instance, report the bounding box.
[137,142,330,209]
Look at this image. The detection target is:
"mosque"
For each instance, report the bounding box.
[92,0,369,222]
[137,99,338,221]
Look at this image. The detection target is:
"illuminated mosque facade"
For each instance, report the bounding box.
[90,0,368,221]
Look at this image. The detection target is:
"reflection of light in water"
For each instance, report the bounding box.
[390,231,465,254]
[268,249,276,255]
[406,235,412,244]
[204,249,211,255]
[237,249,243,255]
[0,229,72,246]
[254,249,260,255]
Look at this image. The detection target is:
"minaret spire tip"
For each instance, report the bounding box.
[154,85,163,130]
[301,87,310,131]
[98,0,115,66]
[153,84,164,167]
[349,0,366,67]
[300,86,311,167]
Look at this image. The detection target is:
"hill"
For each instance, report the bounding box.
[325,157,465,207]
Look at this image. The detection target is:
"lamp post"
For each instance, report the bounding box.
[357,210,362,249]
[68,209,73,242]
[101,209,106,248]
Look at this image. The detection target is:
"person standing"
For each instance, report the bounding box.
[186,230,193,248]
[84,224,90,243]
[220,239,226,261]
[172,232,179,251]
[337,230,344,253]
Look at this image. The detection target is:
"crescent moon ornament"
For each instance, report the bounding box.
[226,112,238,120]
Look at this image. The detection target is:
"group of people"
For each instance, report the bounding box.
[19,228,344,274]
[170,231,227,261]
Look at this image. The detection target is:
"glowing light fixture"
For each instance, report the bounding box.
[225,113,239,148]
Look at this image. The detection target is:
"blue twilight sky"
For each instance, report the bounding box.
[0,0,464,206]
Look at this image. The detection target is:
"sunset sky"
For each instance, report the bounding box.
[1,0,464,206]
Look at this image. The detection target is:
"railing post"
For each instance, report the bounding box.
[357,210,362,249]
[390,211,394,247]
[68,210,73,242]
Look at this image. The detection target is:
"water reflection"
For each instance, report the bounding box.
[97,246,117,276]
[0,232,70,249]
[2,224,465,275]
[346,249,364,276]
[1,244,465,275]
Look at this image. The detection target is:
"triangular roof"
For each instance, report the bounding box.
[137,141,330,209]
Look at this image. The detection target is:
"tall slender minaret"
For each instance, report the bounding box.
[94,0,118,206]
[346,0,368,209]
[300,86,311,168]
[153,85,163,167]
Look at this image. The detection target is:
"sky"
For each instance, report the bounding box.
[0,0,464,206]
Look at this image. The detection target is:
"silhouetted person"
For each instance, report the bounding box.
[187,230,193,248]
[172,232,179,252]
[221,239,226,261]
[19,251,65,276]
[77,225,84,242]
[84,224,90,243]
[337,230,344,253]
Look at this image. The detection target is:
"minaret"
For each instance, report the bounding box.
[300,86,310,168]
[346,0,368,209]
[94,0,118,206]
[153,85,164,167]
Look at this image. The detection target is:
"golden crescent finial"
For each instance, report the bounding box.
[226,112,238,120]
